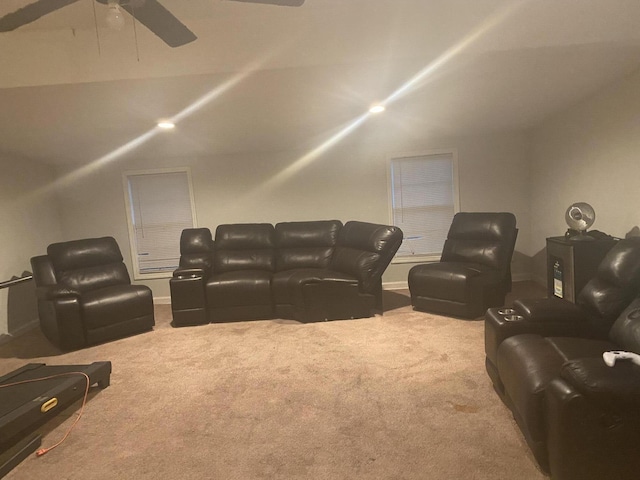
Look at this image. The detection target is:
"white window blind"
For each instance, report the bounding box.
[124,169,196,278]
[390,152,458,260]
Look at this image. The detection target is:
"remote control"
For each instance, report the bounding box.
[602,350,640,367]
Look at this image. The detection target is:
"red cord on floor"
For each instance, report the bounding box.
[0,371,91,456]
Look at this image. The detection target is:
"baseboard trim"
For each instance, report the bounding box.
[383,281,408,290]
[512,273,533,282]
[0,318,39,345]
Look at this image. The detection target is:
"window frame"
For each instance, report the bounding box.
[122,167,198,280]
[387,149,460,264]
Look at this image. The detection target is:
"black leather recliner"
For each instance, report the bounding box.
[30,237,155,350]
[484,237,640,480]
[170,220,403,325]
[408,212,518,318]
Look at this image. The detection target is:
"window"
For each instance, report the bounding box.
[123,168,197,279]
[388,150,459,262]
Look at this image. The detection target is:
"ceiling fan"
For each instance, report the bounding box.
[0,0,305,48]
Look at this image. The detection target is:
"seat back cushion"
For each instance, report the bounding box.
[213,223,275,273]
[47,236,130,292]
[179,228,214,270]
[441,212,517,271]
[609,297,640,354]
[274,220,342,271]
[578,237,640,330]
[330,221,403,292]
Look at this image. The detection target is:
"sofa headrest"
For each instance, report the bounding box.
[274,220,342,271]
[578,238,640,331]
[442,212,517,270]
[609,297,640,354]
[178,228,214,270]
[47,237,130,292]
[215,224,274,250]
[337,221,403,253]
[214,223,275,273]
[596,237,640,287]
[447,212,516,242]
[180,228,213,254]
[275,220,342,248]
[48,237,123,271]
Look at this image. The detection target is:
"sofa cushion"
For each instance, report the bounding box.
[408,262,500,303]
[206,270,273,308]
[272,268,357,306]
[82,284,152,330]
[48,237,130,292]
[213,224,275,273]
[274,220,341,271]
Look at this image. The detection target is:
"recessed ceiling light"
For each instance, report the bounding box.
[157,121,175,129]
[369,105,385,114]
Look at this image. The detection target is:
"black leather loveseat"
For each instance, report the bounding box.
[169,220,403,325]
[484,237,640,480]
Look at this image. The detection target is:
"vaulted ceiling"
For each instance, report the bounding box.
[2,0,640,165]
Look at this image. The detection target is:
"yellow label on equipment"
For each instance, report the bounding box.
[41,398,58,413]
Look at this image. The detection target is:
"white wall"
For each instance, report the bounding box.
[529,67,640,283]
[0,155,63,336]
[54,129,531,297]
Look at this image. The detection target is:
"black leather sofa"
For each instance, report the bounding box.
[484,237,640,480]
[30,237,155,350]
[170,220,403,325]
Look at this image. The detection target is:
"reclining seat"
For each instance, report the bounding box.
[408,212,517,318]
[484,237,640,477]
[30,237,155,350]
[206,223,275,322]
[272,220,344,320]
[272,220,403,322]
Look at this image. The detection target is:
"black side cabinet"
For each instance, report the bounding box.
[546,236,618,303]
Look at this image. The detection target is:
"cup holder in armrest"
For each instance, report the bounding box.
[503,314,524,322]
[498,308,516,315]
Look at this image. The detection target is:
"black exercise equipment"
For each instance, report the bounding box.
[0,361,111,478]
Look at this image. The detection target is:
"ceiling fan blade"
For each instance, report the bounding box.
[0,0,82,32]
[228,0,305,6]
[119,0,197,48]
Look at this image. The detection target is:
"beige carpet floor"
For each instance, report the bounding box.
[1,285,548,479]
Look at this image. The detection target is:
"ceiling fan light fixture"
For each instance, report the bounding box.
[106,1,125,31]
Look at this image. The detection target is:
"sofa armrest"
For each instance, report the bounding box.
[172,267,207,278]
[484,304,589,366]
[170,269,208,327]
[513,297,587,323]
[36,285,81,301]
[560,357,640,408]
[545,374,640,480]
